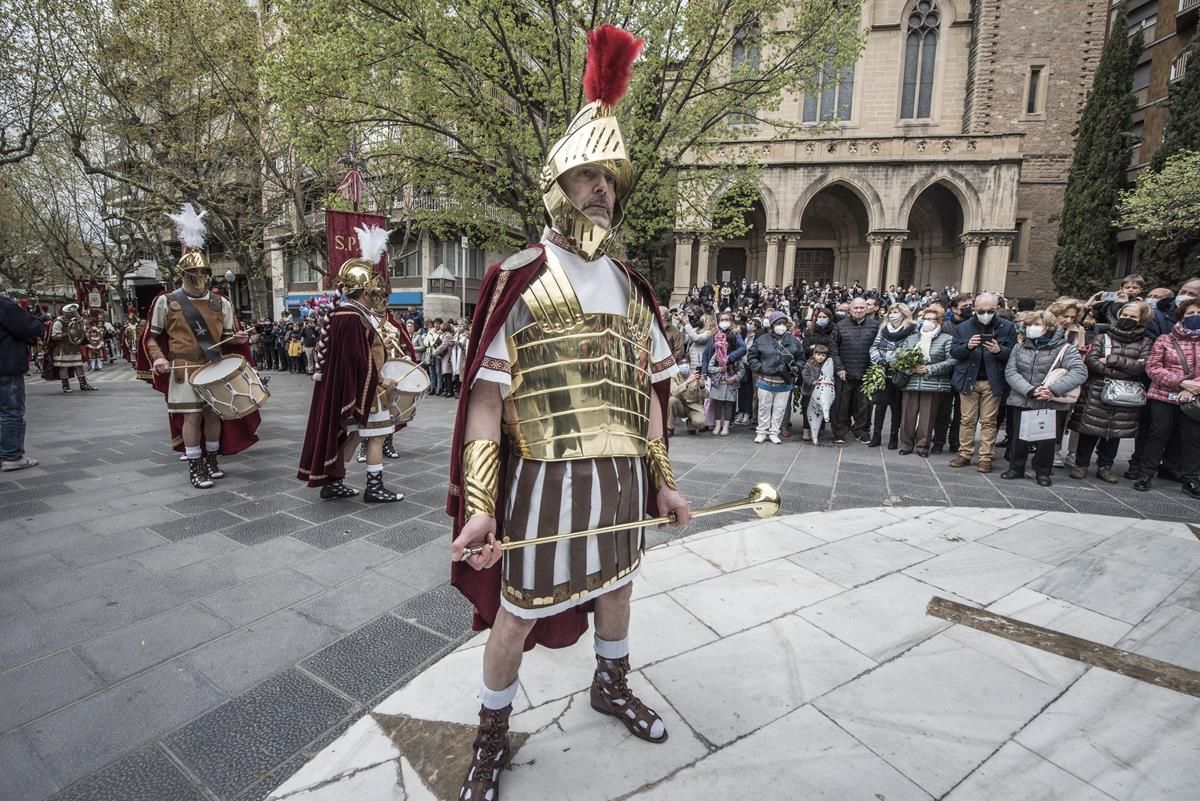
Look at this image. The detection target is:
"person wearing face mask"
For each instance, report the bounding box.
[830,298,880,444]
[894,305,955,456]
[1001,310,1088,487]
[747,311,804,443]
[1136,298,1200,496]
[668,357,708,435]
[867,304,917,449]
[931,295,976,453]
[948,293,1016,474]
[702,313,747,436]
[1066,302,1152,483]
[735,317,759,425]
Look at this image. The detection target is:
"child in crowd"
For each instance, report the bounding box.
[802,344,836,445]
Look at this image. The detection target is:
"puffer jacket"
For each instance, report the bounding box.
[870,322,917,367]
[747,332,804,383]
[897,330,955,393]
[831,316,881,380]
[1069,327,1151,439]
[1005,329,1088,411]
[804,322,834,358]
[1147,327,1200,404]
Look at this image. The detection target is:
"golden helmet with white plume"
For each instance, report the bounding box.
[338,225,390,312]
[167,203,211,294]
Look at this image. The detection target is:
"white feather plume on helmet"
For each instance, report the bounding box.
[354,225,389,266]
[167,203,208,250]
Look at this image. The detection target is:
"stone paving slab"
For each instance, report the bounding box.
[267,508,1200,801]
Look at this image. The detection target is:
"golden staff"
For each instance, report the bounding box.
[459,483,781,560]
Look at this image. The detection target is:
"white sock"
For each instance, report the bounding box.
[479,677,519,710]
[366,463,382,475]
[185,446,202,459]
[595,635,629,661]
[205,441,219,454]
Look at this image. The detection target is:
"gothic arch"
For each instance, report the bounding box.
[707,178,781,231]
[898,0,964,25]
[789,173,884,232]
[897,170,983,232]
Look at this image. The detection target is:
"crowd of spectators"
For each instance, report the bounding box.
[664,274,1200,497]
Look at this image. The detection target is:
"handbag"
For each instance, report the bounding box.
[1018,408,1057,442]
[1167,338,1200,422]
[1041,345,1083,404]
[1098,335,1147,408]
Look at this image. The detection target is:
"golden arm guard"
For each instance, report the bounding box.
[645,437,677,492]
[462,439,501,520]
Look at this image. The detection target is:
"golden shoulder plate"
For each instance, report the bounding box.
[500,247,543,272]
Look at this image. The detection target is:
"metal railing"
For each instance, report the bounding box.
[1171,49,1191,82]
[1181,0,1200,16]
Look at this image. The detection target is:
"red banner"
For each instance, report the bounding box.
[74,278,109,314]
[325,210,390,291]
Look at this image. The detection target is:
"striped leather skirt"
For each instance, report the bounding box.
[500,455,647,619]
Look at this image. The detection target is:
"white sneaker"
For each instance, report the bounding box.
[769,434,782,444]
[1,456,39,471]
[754,434,766,444]
[1053,451,1065,468]
[1061,451,1076,468]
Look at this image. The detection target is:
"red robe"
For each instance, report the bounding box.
[445,245,672,651]
[297,303,383,486]
[134,291,260,455]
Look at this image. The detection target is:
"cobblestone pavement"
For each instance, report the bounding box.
[1,365,1195,801]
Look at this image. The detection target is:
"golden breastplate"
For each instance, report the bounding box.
[503,252,654,461]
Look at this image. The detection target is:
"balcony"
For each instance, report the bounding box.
[1182,0,1200,27]
[1171,49,1191,83]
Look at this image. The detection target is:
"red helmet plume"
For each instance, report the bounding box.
[583,24,644,108]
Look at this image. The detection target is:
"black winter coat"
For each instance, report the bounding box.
[0,297,44,376]
[1068,327,1151,439]
[804,323,834,358]
[830,316,880,380]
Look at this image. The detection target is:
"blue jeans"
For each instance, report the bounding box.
[0,375,27,461]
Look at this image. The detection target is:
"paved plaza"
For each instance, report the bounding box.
[1,367,1197,801]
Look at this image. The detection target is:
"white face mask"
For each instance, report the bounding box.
[921,320,939,333]
[773,325,787,336]
[1025,324,1046,339]
[815,317,830,327]
[888,313,902,324]
[976,311,995,325]
[718,320,731,330]
[1177,294,1195,306]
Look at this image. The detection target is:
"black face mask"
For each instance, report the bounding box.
[1114,318,1140,331]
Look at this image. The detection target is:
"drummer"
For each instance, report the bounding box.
[137,204,259,489]
[297,225,404,503]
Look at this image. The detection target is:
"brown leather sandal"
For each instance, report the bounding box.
[459,704,512,801]
[590,656,668,743]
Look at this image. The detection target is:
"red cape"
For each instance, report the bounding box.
[134,291,260,455]
[296,304,381,486]
[445,244,672,651]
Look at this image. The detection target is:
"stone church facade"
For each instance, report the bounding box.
[671,0,1110,304]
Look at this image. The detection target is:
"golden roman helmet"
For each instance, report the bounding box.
[339,225,391,312]
[61,303,80,319]
[540,24,643,261]
[178,250,211,291]
[168,204,211,292]
[338,258,387,306]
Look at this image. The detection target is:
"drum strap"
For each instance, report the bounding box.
[172,289,221,363]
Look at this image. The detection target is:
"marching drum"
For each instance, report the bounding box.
[380,357,429,424]
[189,356,271,420]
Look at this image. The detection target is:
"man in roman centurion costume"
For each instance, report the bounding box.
[297,225,405,503]
[356,309,415,463]
[447,25,690,801]
[136,204,258,489]
[42,304,96,392]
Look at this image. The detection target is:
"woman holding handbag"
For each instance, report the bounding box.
[1002,310,1088,486]
[894,305,954,457]
[1135,298,1200,497]
[1067,301,1152,483]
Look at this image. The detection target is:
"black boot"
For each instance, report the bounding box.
[61,379,72,393]
[204,452,224,480]
[78,376,97,391]
[887,434,898,450]
[1133,476,1152,492]
[1001,467,1025,480]
[363,470,402,503]
[382,434,402,459]
[1183,481,1200,499]
[868,432,882,448]
[188,457,213,489]
[319,479,359,499]
[458,705,512,801]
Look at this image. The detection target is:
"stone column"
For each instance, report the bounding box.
[782,235,799,288]
[958,233,984,294]
[981,233,1014,293]
[671,234,695,305]
[763,234,781,288]
[696,237,712,286]
[865,234,887,291]
[884,233,908,290]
